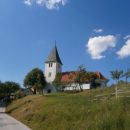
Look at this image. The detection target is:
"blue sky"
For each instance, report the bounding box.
[0,0,130,86]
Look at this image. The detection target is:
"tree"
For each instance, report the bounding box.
[0,81,20,99]
[0,81,4,99]
[53,73,63,91]
[4,81,20,96]
[87,72,99,89]
[75,65,87,91]
[110,70,123,99]
[124,68,130,84]
[24,68,46,94]
[68,73,76,90]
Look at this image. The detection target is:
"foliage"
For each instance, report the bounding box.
[4,81,20,94]
[75,65,87,91]
[110,70,123,82]
[123,68,130,83]
[53,73,63,91]
[15,90,26,99]
[24,68,46,94]
[110,69,123,99]
[0,81,20,99]
[53,73,62,86]
[87,72,101,88]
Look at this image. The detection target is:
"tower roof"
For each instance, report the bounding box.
[45,45,63,65]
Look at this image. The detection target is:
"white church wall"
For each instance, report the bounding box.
[64,83,91,91]
[45,62,57,83]
[45,62,62,83]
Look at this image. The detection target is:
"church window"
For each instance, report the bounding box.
[49,63,53,68]
[48,72,52,77]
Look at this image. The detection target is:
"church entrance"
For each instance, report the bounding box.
[47,89,51,93]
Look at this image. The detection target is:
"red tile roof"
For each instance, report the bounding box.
[61,71,106,83]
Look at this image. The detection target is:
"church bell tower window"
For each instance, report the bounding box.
[48,72,52,77]
[49,63,53,68]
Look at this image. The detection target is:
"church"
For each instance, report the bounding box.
[44,45,107,93]
[44,45,63,93]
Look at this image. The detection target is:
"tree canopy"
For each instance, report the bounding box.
[0,81,20,99]
[110,70,123,82]
[124,68,130,84]
[53,73,63,91]
[75,65,87,91]
[24,68,46,94]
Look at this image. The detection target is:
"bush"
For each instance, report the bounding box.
[15,90,26,99]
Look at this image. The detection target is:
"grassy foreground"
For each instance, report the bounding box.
[6,85,130,130]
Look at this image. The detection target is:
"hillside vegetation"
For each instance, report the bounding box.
[6,84,130,130]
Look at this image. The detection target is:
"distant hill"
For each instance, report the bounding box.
[6,84,130,130]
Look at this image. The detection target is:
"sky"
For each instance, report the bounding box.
[0,0,130,86]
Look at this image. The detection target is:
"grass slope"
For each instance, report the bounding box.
[7,85,130,130]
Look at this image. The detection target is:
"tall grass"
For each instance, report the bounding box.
[6,85,130,130]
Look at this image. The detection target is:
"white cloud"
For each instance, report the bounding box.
[93,29,103,33]
[23,0,67,10]
[116,39,130,59]
[24,0,32,6]
[124,35,130,40]
[87,35,117,59]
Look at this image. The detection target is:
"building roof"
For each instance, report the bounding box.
[45,45,63,65]
[61,71,107,83]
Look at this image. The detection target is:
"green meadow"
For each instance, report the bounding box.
[6,84,130,130]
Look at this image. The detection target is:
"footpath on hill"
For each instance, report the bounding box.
[0,101,31,130]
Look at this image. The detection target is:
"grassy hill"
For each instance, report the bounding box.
[6,84,130,130]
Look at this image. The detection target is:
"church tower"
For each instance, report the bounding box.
[45,45,63,83]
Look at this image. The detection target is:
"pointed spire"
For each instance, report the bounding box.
[45,42,63,65]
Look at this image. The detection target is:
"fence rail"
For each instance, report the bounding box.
[94,88,130,101]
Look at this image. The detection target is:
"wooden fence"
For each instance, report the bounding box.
[94,88,130,101]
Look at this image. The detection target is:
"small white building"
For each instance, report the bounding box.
[60,71,107,91]
[64,83,91,91]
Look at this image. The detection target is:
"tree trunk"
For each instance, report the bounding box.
[115,84,117,99]
[33,88,36,94]
[41,88,44,96]
[79,84,83,92]
[126,77,128,85]
[115,80,118,99]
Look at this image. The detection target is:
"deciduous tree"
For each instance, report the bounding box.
[110,70,123,99]
[124,68,130,84]
[75,65,87,91]
[24,68,46,94]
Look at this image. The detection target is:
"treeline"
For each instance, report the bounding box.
[0,81,20,99]
[0,68,47,100]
